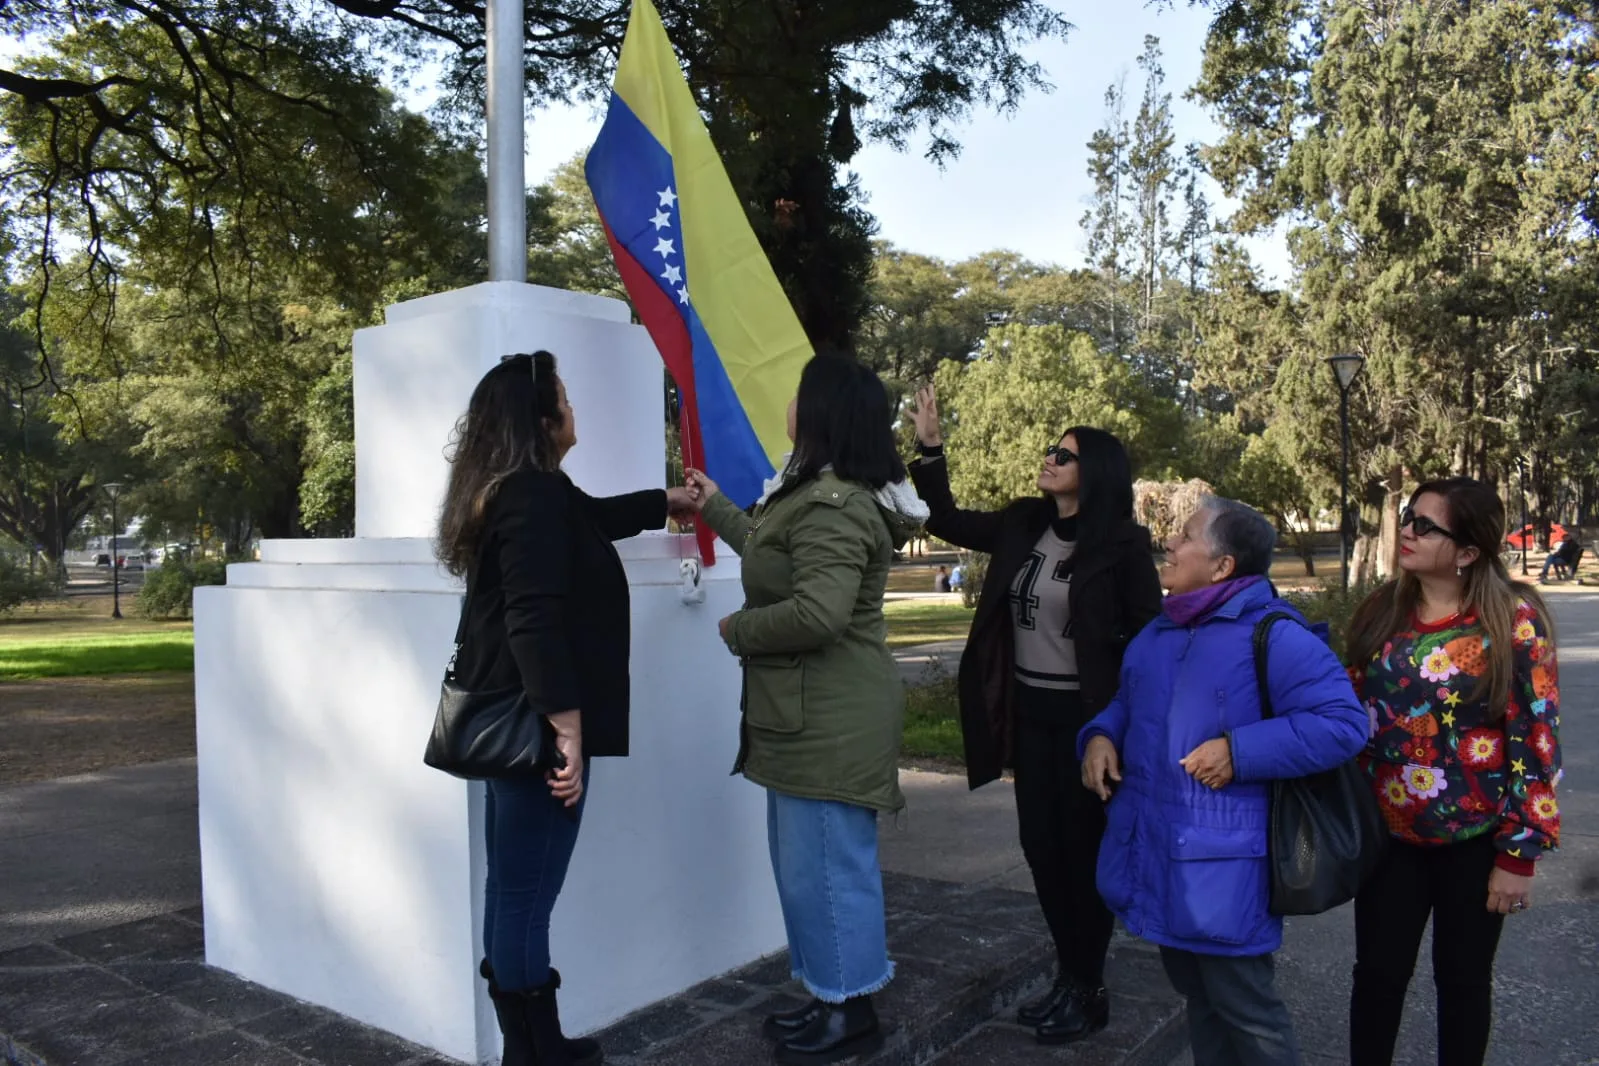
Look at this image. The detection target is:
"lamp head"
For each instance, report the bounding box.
[1327,353,1365,391]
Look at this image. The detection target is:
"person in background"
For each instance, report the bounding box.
[685,352,928,1066]
[1537,530,1581,584]
[1080,497,1368,1066]
[906,385,1162,1046]
[949,564,964,591]
[435,351,696,1066]
[934,565,952,593]
[1346,478,1561,1066]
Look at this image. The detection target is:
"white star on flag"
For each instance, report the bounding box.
[661,264,683,285]
[657,187,678,208]
[654,237,676,259]
[677,286,690,305]
[651,210,671,230]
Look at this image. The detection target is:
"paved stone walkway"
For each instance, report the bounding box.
[0,872,1182,1066]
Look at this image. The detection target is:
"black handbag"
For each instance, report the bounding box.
[1253,612,1388,916]
[423,571,562,780]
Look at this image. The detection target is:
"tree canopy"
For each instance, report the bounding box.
[3,3,1597,578]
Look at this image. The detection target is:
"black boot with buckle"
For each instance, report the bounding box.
[1016,977,1072,1027]
[763,997,824,1039]
[1034,980,1109,1045]
[481,960,604,1066]
[776,995,884,1065]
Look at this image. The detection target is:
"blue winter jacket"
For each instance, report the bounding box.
[1075,580,1368,957]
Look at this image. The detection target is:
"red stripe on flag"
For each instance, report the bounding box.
[601,221,717,565]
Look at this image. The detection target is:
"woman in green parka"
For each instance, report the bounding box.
[685,352,927,1066]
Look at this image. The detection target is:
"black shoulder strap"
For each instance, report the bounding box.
[1252,610,1301,721]
[453,566,474,644]
[446,563,476,676]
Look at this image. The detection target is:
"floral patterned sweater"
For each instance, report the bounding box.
[1353,602,1562,875]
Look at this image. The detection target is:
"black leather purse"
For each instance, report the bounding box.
[1253,612,1388,916]
[423,573,562,780]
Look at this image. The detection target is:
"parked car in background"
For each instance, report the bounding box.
[1506,522,1568,552]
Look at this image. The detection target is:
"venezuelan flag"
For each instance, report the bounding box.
[585,0,812,559]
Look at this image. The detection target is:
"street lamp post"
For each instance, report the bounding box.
[104,482,124,619]
[1326,354,1366,591]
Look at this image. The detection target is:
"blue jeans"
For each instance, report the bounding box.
[767,789,894,1003]
[1159,948,1301,1066]
[483,769,589,991]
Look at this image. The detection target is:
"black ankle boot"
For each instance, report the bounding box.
[763,998,824,1039]
[1034,982,1109,1045]
[1016,978,1071,1027]
[776,996,883,1065]
[481,960,603,1066]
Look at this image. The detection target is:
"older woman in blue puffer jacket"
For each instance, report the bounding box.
[1077,497,1368,1066]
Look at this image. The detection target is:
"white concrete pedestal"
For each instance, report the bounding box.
[194,284,784,1063]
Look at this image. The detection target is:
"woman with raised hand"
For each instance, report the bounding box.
[684,351,927,1066]
[1346,478,1562,1066]
[435,351,696,1066]
[905,384,1162,1046]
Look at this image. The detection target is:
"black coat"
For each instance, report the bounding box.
[908,455,1163,790]
[453,469,667,758]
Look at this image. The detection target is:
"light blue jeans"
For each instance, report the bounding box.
[767,789,895,1003]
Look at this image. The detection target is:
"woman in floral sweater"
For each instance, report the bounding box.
[1345,477,1561,1066]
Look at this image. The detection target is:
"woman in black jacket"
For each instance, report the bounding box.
[435,352,694,1066]
[907,385,1162,1047]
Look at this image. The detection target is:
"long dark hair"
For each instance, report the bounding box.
[783,350,906,493]
[1346,476,1554,719]
[1058,425,1136,553]
[436,351,565,577]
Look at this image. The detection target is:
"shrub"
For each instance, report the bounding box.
[136,559,229,619]
[957,551,988,610]
[1280,581,1378,663]
[0,555,57,615]
[902,675,964,763]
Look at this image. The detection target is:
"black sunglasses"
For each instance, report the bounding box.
[1045,443,1078,467]
[1400,507,1459,542]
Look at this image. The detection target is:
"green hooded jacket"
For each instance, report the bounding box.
[700,472,917,813]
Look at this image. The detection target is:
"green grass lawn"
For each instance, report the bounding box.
[0,631,195,680]
[0,597,195,679]
[882,598,973,649]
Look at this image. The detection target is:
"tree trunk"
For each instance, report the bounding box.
[1352,534,1378,587]
[1377,465,1404,580]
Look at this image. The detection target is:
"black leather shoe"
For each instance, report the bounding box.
[763,998,824,1039]
[776,996,884,1065]
[1035,983,1109,1045]
[1016,979,1071,1027]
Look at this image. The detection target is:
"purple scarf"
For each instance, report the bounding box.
[1162,575,1267,627]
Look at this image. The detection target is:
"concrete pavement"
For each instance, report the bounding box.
[0,760,200,953]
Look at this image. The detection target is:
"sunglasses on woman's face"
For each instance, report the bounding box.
[1045,443,1078,467]
[1400,508,1458,542]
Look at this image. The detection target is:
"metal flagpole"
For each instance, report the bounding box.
[485,0,527,282]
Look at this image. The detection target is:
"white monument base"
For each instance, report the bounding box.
[194,282,786,1063]
[195,535,781,1063]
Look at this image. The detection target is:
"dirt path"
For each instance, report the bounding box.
[0,673,195,785]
